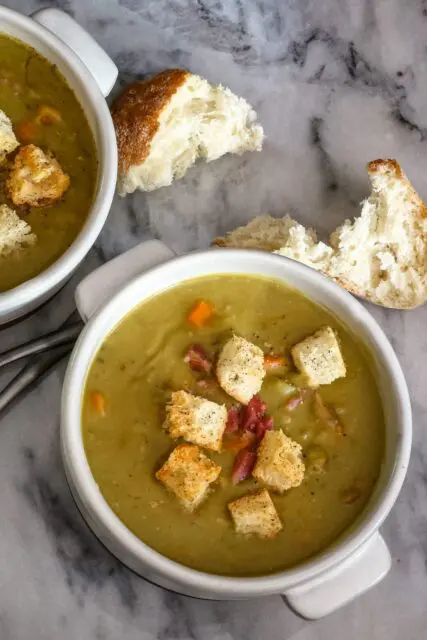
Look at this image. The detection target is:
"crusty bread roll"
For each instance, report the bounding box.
[112,69,264,195]
[0,204,36,257]
[215,159,427,309]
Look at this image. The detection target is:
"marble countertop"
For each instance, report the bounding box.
[1,0,427,638]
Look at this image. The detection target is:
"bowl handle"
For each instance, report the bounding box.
[31,8,118,97]
[284,533,391,619]
[75,240,176,322]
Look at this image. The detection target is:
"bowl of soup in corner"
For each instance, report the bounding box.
[0,6,117,324]
[61,245,412,619]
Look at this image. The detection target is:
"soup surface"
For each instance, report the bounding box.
[0,34,97,291]
[82,275,385,576]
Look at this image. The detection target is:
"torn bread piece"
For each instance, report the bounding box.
[216,160,427,309]
[155,444,221,511]
[164,390,227,452]
[291,326,346,387]
[0,204,36,257]
[215,214,333,269]
[216,335,265,404]
[228,488,282,538]
[112,69,264,195]
[0,109,18,164]
[7,144,70,207]
[253,430,305,493]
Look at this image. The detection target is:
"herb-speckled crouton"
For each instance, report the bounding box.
[253,430,305,493]
[164,390,227,452]
[291,326,346,387]
[228,488,282,538]
[216,335,265,404]
[156,444,221,511]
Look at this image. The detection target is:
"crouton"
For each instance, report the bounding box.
[253,430,305,493]
[291,326,346,387]
[156,444,221,511]
[164,390,227,452]
[0,204,36,257]
[216,335,265,404]
[0,109,18,164]
[228,488,282,538]
[7,144,70,207]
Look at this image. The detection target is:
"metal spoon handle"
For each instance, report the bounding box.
[0,321,83,368]
[0,344,73,414]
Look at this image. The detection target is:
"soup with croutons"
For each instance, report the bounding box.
[0,34,97,291]
[82,274,385,576]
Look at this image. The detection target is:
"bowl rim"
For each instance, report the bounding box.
[61,249,412,595]
[0,5,117,315]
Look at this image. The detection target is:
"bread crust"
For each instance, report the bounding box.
[111,69,190,174]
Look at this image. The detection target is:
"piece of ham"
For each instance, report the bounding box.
[284,388,313,411]
[240,395,267,431]
[184,344,212,373]
[255,415,274,441]
[231,448,257,484]
[313,392,344,434]
[225,405,240,433]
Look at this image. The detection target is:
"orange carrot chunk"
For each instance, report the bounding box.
[90,391,106,416]
[187,300,214,327]
[36,105,62,125]
[15,120,38,143]
[264,354,288,370]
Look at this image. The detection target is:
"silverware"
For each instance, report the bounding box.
[0,344,74,413]
[0,310,83,415]
[0,321,82,368]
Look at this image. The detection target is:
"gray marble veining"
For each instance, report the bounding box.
[1,0,427,638]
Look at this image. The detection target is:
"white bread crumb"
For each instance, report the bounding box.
[253,430,305,493]
[216,335,265,404]
[228,488,282,538]
[155,444,221,511]
[291,326,346,387]
[0,204,36,257]
[164,390,227,452]
[0,109,18,164]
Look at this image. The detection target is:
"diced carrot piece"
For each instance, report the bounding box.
[90,391,106,416]
[36,105,62,125]
[187,300,214,327]
[15,119,38,142]
[264,354,288,371]
[224,431,256,452]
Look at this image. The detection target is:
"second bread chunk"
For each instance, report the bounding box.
[216,335,265,404]
[156,444,221,511]
[253,430,305,493]
[291,326,346,387]
[164,390,227,452]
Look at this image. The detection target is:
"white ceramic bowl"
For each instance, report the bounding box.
[61,241,412,619]
[0,6,118,324]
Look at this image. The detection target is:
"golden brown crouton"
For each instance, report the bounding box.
[291,326,346,387]
[155,444,221,511]
[228,488,282,538]
[216,335,265,404]
[164,390,227,452]
[253,430,305,493]
[7,144,70,207]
